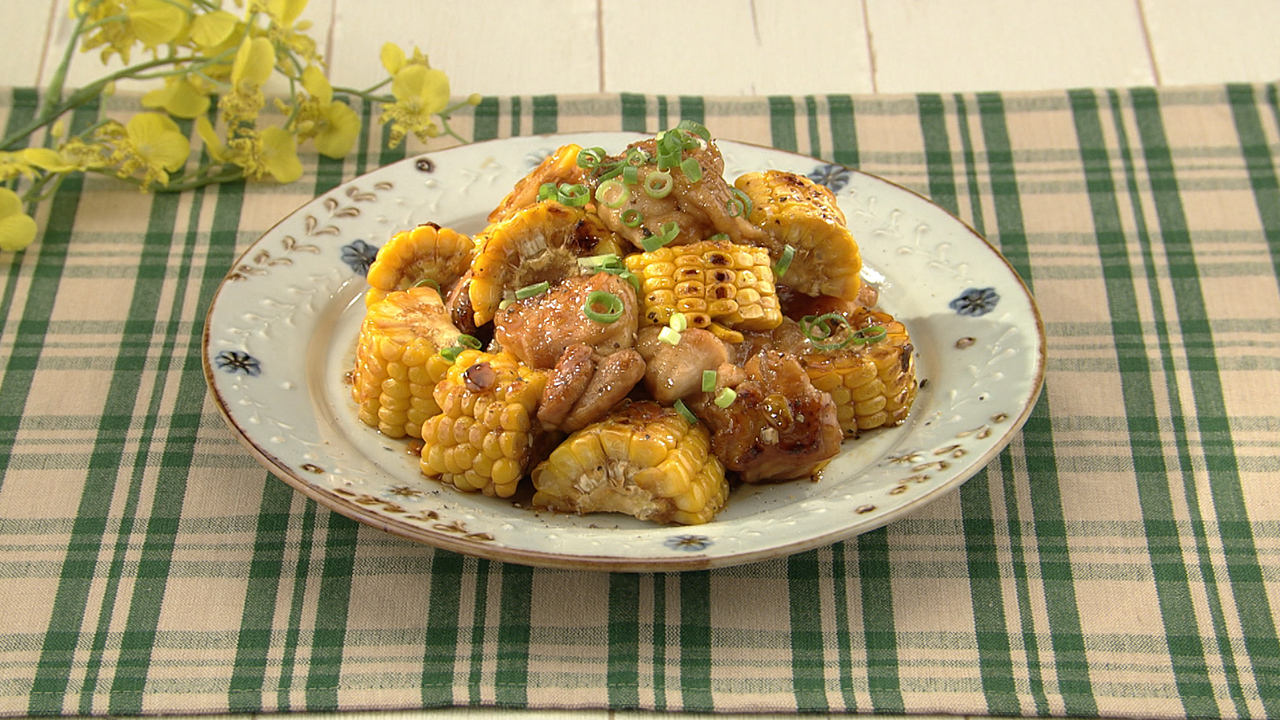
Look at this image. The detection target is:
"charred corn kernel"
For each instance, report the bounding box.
[530,401,729,525]
[624,239,782,341]
[469,201,621,326]
[734,170,863,301]
[801,309,917,437]
[365,223,476,307]
[418,349,548,498]
[351,287,461,439]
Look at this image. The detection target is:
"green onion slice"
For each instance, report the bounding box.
[594,179,629,208]
[412,278,441,293]
[515,281,551,299]
[772,244,795,277]
[625,147,649,166]
[674,119,711,142]
[853,324,888,345]
[557,183,591,207]
[621,208,644,227]
[537,182,558,202]
[658,325,681,345]
[674,398,698,424]
[440,346,462,362]
[706,233,730,242]
[679,156,703,183]
[583,290,624,324]
[714,387,737,408]
[701,369,717,392]
[726,187,754,217]
[803,312,855,351]
[622,164,640,185]
[669,311,688,332]
[577,253,622,270]
[575,146,607,169]
[641,222,680,252]
[644,170,674,198]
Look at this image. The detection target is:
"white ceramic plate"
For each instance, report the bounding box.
[203,132,1046,572]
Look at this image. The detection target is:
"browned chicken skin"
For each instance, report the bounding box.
[634,326,730,404]
[691,349,843,483]
[595,138,766,249]
[494,272,639,370]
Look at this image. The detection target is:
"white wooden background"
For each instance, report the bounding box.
[3,0,1280,96]
[4,2,1279,720]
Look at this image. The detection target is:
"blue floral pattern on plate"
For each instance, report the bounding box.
[950,287,1000,316]
[341,239,379,275]
[809,163,854,192]
[214,350,261,376]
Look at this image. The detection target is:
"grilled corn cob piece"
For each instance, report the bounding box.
[419,349,548,498]
[488,144,585,223]
[623,239,782,343]
[365,222,475,307]
[733,170,862,301]
[469,201,620,327]
[531,401,729,525]
[801,309,917,437]
[351,287,461,439]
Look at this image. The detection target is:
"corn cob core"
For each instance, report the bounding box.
[801,309,917,437]
[623,239,783,343]
[419,349,548,498]
[733,170,863,302]
[365,223,475,307]
[351,287,461,439]
[531,401,729,525]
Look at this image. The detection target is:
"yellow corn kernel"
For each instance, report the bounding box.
[351,287,460,439]
[800,309,917,436]
[364,223,475,307]
[418,349,548,498]
[530,401,729,525]
[624,239,782,340]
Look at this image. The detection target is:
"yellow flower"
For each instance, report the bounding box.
[290,66,361,158]
[216,126,302,183]
[260,126,302,182]
[195,116,229,163]
[127,0,190,49]
[24,140,110,173]
[262,0,317,67]
[379,42,430,76]
[189,9,238,48]
[220,35,276,124]
[0,188,38,252]
[142,74,212,118]
[99,113,190,188]
[380,64,450,147]
[0,151,39,181]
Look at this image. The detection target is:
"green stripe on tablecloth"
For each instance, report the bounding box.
[471,96,500,142]
[421,550,464,705]
[607,573,641,707]
[532,95,557,135]
[858,530,903,712]
[679,96,705,127]
[916,94,959,217]
[768,96,798,153]
[828,546,859,711]
[1134,86,1280,718]
[651,573,669,712]
[977,92,1097,716]
[465,559,490,705]
[1071,87,1216,718]
[827,95,858,167]
[621,93,647,132]
[107,177,213,713]
[0,89,39,351]
[679,572,713,712]
[804,97,822,159]
[787,551,828,711]
[494,562,534,705]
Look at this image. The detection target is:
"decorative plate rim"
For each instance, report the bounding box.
[202,132,1047,572]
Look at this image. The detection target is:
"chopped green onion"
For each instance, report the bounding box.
[622,164,639,185]
[515,281,551,299]
[853,324,888,345]
[537,182,558,202]
[656,148,680,171]
[701,370,717,392]
[772,244,796,277]
[594,179,629,208]
[658,325,682,345]
[557,183,591,207]
[498,299,514,311]
[440,346,463,362]
[615,268,641,294]
[625,147,649,166]
[575,146,607,169]
[674,398,698,424]
[669,311,688,332]
[412,278,441,293]
[641,222,680,252]
[674,119,711,142]
[803,312,855,351]
[679,156,703,183]
[577,253,622,270]
[456,334,483,350]
[596,163,625,182]
[713,387,737,408]
[644,170,674,198]
[726,187,753,217]
[583,290,624,324]
[707,233,730,242]
[621,208,644,227]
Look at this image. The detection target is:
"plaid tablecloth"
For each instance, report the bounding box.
[1,84,1279,719]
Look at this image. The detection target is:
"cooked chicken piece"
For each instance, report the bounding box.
[488,144,588,223]
[634,326,730,405]
[537,344,645,432]
[494,272,639,370]
[691,349,842,483]
[596,137,766,249]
